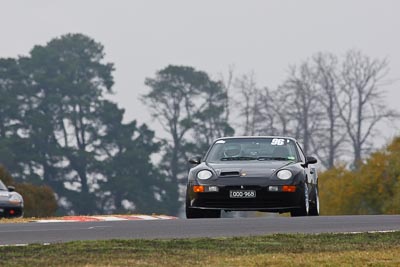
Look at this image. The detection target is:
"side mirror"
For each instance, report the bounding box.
[7,186,15,192]
[188,156,202,165]
[306,156,318,165]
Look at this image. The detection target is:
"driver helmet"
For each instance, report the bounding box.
[223,144,241,157]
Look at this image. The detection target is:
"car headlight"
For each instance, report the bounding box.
[197,170,213,180]
[277,170,292,180]
[9,194,23,204]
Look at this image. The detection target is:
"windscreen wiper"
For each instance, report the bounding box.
[220,156,257,161]
[257,156,290,161]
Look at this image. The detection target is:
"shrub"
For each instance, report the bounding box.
[0,165,57,217]
[319,137,400,215]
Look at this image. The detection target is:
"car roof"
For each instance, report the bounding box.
[214,136,298,142]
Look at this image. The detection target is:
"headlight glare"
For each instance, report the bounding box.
[197,170,213,180]
[277,170,292,180]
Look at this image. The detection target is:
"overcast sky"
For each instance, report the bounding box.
[1,1,399,143]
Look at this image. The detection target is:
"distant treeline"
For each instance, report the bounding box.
[0,33,396,216]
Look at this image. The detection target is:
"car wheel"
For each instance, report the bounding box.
[290,182,309,217]
[185,193,221,219]
[308,185,320,216]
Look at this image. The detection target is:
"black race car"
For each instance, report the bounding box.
[0,180,24,218]
[185,136,319,218]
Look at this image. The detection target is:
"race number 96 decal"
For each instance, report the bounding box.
[271,138,285,146]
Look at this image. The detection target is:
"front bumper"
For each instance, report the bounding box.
[188,184,302,212]
[0,203,23,218]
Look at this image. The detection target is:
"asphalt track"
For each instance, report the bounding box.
[0,215,399,245]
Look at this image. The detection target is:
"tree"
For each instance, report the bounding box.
[143,66,205,214]
[281,63,323,155]
[337,50,395,168]
[354,136,400,214]
[218,66,235,125]
[239,50,393,168]
[143,65,234,214]
[257,87,291,136]
[191,79,234,154]
[311,53,347,168]
[319,137,400,215]
[0,33,171,216]
[0,58,31,176]
[318,165,359,215]
[95,101,171,214]
[234,72,262,135]
[0,58,19,138]
[21,33,114,214]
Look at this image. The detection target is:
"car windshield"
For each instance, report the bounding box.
[0,180,7,191]
[206,138,299,163]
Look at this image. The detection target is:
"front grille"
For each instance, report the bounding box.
[192,188,300,210]
[202,199,285,209]
[223,185,263,190]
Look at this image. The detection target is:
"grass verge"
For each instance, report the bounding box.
[0,217,42,223]
[0,232,399,266]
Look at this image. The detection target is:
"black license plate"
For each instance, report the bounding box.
[229,190,256,198]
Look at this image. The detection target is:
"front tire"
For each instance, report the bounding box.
[290,182,309,217]
[308,185,320,216]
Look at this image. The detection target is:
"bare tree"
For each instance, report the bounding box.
[257,88,278,135]
[256,87,291,136]
[229,50,395,169]
[234,72,263,135]
[311,53,347,168]
[282,63,324,155]
[219,65,235,124]
[336,50,395,168]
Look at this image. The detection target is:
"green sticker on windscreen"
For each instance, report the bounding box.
[288,156,295,160]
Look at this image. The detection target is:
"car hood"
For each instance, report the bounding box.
[207,161,295,178]
[0,191,10,201]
